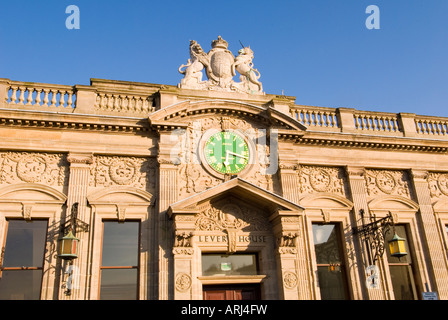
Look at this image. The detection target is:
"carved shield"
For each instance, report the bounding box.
[209,49,234,82]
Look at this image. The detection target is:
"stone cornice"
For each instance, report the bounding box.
[0,109,151,134]
[297,131,448,154]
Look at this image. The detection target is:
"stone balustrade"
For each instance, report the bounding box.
[290,105,448,139]
[1,77,447,139]
[2,80,76,111]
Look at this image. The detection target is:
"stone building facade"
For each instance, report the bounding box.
[1,38,448,300]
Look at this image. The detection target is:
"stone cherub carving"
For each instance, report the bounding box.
[178,36,264,95]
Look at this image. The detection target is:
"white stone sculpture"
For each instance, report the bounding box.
[178,36,264,94]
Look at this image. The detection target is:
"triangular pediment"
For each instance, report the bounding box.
[167,178,304,217]
[149,99,307,133]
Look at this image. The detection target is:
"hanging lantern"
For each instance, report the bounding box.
[388,233,407,258]
[59,230,79,260]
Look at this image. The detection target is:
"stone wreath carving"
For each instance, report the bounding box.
[283,272,298,289]
[195,203,270,232]
[175,273,192,292]
[365,169,410,197]
[298,165,346,195]
[0,152,67,185]
[90,156,155,190]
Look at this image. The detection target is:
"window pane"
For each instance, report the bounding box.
[0,270,43,300]
[2,220,47,268]
[389,265,415,300]
[101,222,139,267]
[100,269,138,300]
[202,254,258,276]
[313,224,341,264]
[317,266,348,300]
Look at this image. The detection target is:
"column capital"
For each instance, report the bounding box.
[345,166,365,178]
[67,152,94,165]
[410,169,429,181]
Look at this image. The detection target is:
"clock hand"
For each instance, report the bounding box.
[223,150,248,167]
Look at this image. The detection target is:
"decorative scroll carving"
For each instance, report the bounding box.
[22,203,33,221]
[0,152,68,186]
[365,169,411,197]
[90,156,156,191]
[179,164,221,197]
[195,203,271,232]
[298,165,346,195]
[175,273,192,292]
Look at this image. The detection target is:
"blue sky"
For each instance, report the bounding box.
[0,0,447,117]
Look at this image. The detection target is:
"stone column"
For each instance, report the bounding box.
[411,170,448,299]
[271,210,304,300]
[156,129,182,299]
[345,166,386,300]
[62,152,93,300]
[279,162,300,204]
[170,212,195,300]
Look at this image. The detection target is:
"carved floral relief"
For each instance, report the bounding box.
[298,165,346,196]
[90,156,156,191]
[195,202,271,232]
[0,152,68,186]
[365,169,411,198]
[428,172,448,199]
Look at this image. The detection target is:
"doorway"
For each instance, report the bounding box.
[203,284,261,300]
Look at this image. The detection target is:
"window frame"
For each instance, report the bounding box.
[311,222,351,300]
[384,223,419,300]
[98,219,141,300]
[0,218,49,300]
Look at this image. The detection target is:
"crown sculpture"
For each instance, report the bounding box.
[178,36,264,95]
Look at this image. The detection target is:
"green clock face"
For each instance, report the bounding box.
[204,131,250,174]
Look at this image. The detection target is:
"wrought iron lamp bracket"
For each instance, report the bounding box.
[352,209,394,264]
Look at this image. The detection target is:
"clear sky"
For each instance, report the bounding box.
[0,0,447,117]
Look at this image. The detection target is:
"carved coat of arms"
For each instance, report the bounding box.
[178,36,263,94]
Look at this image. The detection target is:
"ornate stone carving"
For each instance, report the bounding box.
[428,172,448,198]
[365,169,411,197]
[0,152,68,186]
[298,165,346,195]
[178,36,264,95]
[90,156,155,191]
[174,232,193,247]
[195,202,271,232]
[283,272,298,289]
[179,164,221,197]
[278,232,299,247]
[175,273,192,292]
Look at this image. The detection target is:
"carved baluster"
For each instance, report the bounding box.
[26,87,34,105]
[18,87,26,105]
[34,88,42,106]
[67,92,73,108]
[50,89,57,107]
[59,90,66,108]
[42,89,50,107]
[106,94,113,110]
[9,86,18,104]
[113,95,119,111]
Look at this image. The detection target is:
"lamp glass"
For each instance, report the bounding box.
[389,233,407,258]
[59,231,79,260]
